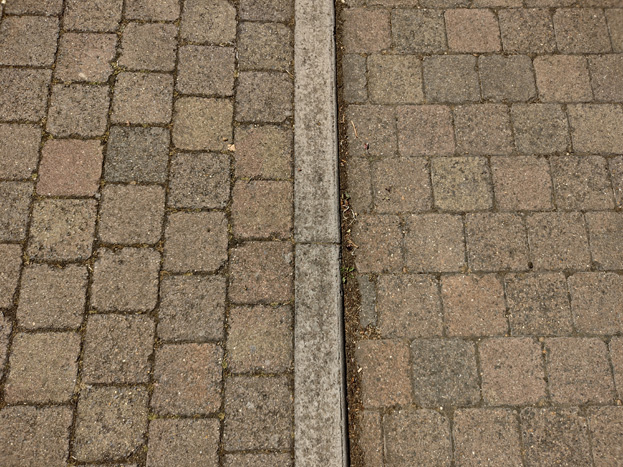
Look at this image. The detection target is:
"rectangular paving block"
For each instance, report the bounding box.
[147,419,219,467]
[0,124,41,179]
[55,33,117,82]
[0,181,32,242]
[372,157,431,213]
[491,155,553,211]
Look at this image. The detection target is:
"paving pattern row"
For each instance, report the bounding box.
[0,0,296,465]
[339,1,623,465]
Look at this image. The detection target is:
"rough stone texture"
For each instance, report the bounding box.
[608,9,623,52]
[224,453,293,467]
[479,55,536,102]
[0,124,41,179]
[423,55,479,103]
[454,104,513,156]
[368,54,423,105]
[351,214,402,273]
[499,8,556,53]
[147,419,219,467]
[551,155,614,210]
[0,68,51,121]
[372,157,431,213]
[445,9,501,53]
[392,9,447,53]
[173,97,233,151]
[0,244,21,309]
[589,55,623,102]
[64,0,123,32]
[553,8,611,53]
[397,105,455,156]
[240,0,293,22]
[611,156,623,208]
[125,0,180,21]
[491,156,553,211]
[235,125,292,179]
[0,16,59,67]
[55,33,117,82]
[589,407,623,466]
[112,72,173,125]
[342,9,390,54]
[511,104,569,154]
[47,84,110,137]
[0,181,32,241]
[534,55,593,102]
[586,212,623,270]
[119,23,177,72]
[239,22,292,71]
[348,105,397,157]
[168,153,230,209]
[236,72,293,123]
[177,45,235,96]
[431,157,493,211]
[568,104,623,154]
[568,272,623,334]
[404,214,464,273]
[181,0,236,43]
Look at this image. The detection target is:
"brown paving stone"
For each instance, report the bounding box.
[232,180,293,239]
[608,9,623,52]
[181,0,236,43]
[545,337,615,404]
[405,214,465,273]
[4,0,63,14]
[229,241,294,303]
[0,16,59,66]
[372,157,431,213]
[152,343,222,415]
[499,8,556,53]
[534,55,593,103]
[569,272,623,335]
[223,376,293,450]
[236,72,293,123]
[491,156,553,211]
[158,275,225,341]
[239,22,292,72]
[466,213,529,272]
[82,314,155,384]
[411,339,479,407]
[125,0,180,21]
[391,9,446,53]
[112,72,173,125]
[228,305,292,373]
[526,212,591,270]
[164,212,228,273]
[240,0,293,22]
[64,0,123,32]
[358,275,377,328]
[421,0,468,5]
[422,55,479,104]
[351,214,402,273]
[454,104,513,156]
[348,105,396,157]
[479,55,536,102]
[4,332,80,404]
[99,185,165,245]
[177,45,235,96]
[368,55,423,105]
[342,8,390,54]
[105,126,170,183]
[0,181,32,241]
[445,9,501,53]
[589,54,623,102]
[91,247,160,311]
[342,54,367,104]
[610,156,623,208]
[551,155,614,210]
[47,84,109,137]
[511,104,569,155]
[147,419,219,467]
[520,408,592,466]
[383,408,451,466]
[55,33,117,83]
[0,244,21,308]
[397,105,454,156]
[73,386,149,462]
[589,407,623,466]
[355,339,412,408]
[357,411,383,466]
[612,337,623,399]
[432,157,493,212]
[554,8,611,53]
[0,313,12,380]
[37,139,103,196]
[119,23,177,72]
[169,152,230,209]
[27,199,97,261]
[479,337,547,405]
[505,273,573,336]
[346,158,372,214]
[0,407,72,466]
[453,409,523,467]
[173,97,232,150]
[441,274,507,337]
[0,68,51,122]
[17,264,87,330]
[224,454,292,466]
[234,125,292,179]
[377,274,443,338]
[473,0,521,5]
[586,212,623,270]
[0,124,40,179]
[569,104,623,154]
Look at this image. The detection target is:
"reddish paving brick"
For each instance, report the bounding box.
[357,411,383,466]
[491,156,553,211]
[526,213,591,270]
[391,9,447,53]
[568,272,623,335]
[432,157,493,212]
[119,23,177,72]
[169,153,230,209]
[180,0,236,43]
[454,104,513,156]
[0,16,59,67]
[0,181,32,242]
[422,55,479,104]
[224,454,293,467]
[342,9,390,54]
[173,97,233,150]
[73,386,149,462]
[17,264,87,330]
[453,409,523,467]
[238,22,292,72]
[586,212,623,270]
[612,337,623,400]
[0,124,41,179]
[356,339,412,408]
[99,185,165,245]
[64,0,123,32]
[520,408,592,466]
[228,241,294,303]
[551,155,614,210]
[589,54,623,102]
[4,332,80,404]
[158,275,225,341]
[125,0,180,21]
[568,104,623,154]
[228,305,292,373]
[223,376,293,450]
[0,69,51,121]
[112,72,174,125]
[589,407,623,466]
[91,247,160,311]
[479,337,547,405]
[0,407,72,466]
[377,274,443,338]
[372,157,431,213]
[479,55,536,102]
[405,214,464,273]
[0,244,21,308]
[441,274,507,337]
[82,314,155,384]
[164,212,228,273]
[4,0,63,14]
[240,0,293,22]
[553,8,611,53]
[499,8,556,53]
[47,84,110,137]
[465,213,529,271]
[383,408,451,466]
[342,54,367,104]
[534,55,593,103]
[234,125,292,179]
[351,214,402,273]
[147,419,219,467]
[348,105,396,157]
[177,45,235,96]
[445,9,501,53]
[55,33,117,82]
[610,156,623,208]
[608,9,623,52]
[37,139,103,196]
[236,72,293,123]
[511,104,569,155]
[505,273,573,336]
[152,343,222,415]
[397,105,454,156]
[368,55,423,105]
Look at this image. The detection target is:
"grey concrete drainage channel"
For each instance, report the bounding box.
[293,0,348,465]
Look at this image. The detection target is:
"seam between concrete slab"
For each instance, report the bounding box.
[293,0,348,464]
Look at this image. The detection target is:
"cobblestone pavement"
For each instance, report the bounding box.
[339,0,623,465]
[0,0,296,465]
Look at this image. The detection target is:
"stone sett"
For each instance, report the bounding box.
[240,0,293,22]
[238,22,292,72]
[445,9,501,53]
[612,337,623,400]
[608,9,623,52]
[4,0,63,14]
[342,9,390,54]
[82,314,155,384]
[368,55,423,105]
[491,156,553,211]
[372,157,431,213]
[610,156,623,208]
[554,8,611,53]
[422,55,479,104]
[499,8,556,53]
[168,152,230,209]
[551,155,614,210]
[589,55,623,102]
[0,124,40,179]
[586,212,623,270]
[234,125,292,179]
[589,407,623,466]
[351,214,402,273]
[357,411,382,466]
[173,97,233,150]
[55,33,117,83]
[17,264,87,330]
[119,23,177,72]
[0,314,11,380]
[358,275,377,328]
[64,0,123,32]
[112,72,174,125]
[151,343,222,415]
[346,158,372,213]
[391,9,447,53]
[342,54,367,104]
[397,105,454,156]
[236,72,293,123]
[0,69,51,121]
[511,104,569,154]
[0,244,21,308]
[0,181,32,242]
[348,105,396,157]
[0,16,59,67]
[181,0,236,44]
[432,157,493,212]
[147,419,219,467]
[158,275,225,342]
[479,55,536,102]
[47,84,109,137]
[569,272,623,335]
[224,453,293,467]
[534,55,593,103]
[125,0,180,21]
[177,45,235,96]
[569,104,623,154]
[454,104,513,156]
